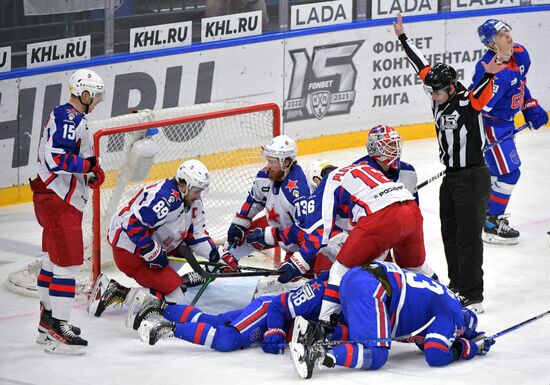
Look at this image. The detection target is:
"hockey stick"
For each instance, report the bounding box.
[482,123,529,152]
[167,256,279,274]
[487,309,550,340]
[176,245,280,278]
[416,123,529,191]
[416,171,445,190]
[313,315,436,348]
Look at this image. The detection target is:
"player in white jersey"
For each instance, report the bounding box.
[295,163,431,325]
[223,135,310,267]
[88,160,231,317]
[31,68,105,355]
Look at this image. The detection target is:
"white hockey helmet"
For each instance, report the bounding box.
[263,135,297,168]
[176,159,210,193]
[306,158,331,191]
[366,125,402,169]
[69,68,105,102]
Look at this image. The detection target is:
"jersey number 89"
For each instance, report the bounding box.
[152,200,169,219]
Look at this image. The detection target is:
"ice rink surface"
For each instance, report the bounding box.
[0,130,549,385]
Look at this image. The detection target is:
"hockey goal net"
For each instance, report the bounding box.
[7,102,280,297]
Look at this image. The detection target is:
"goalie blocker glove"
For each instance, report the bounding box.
[522,98,548,130]
[140,241,168,269]
[247,227,279,251]
[278,254,310,283]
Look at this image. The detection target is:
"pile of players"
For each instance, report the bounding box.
[31,16,546,380]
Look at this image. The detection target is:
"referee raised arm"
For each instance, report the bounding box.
[393,13,504,313]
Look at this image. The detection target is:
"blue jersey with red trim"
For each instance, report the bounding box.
[342,262,466,365]
[471,44,531,121]
[37,103,94,211]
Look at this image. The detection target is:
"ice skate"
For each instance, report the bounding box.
[44,317,87,356]
[139,318,175,345]
[126,292,166,330]
[483,215,520,245]
[87,274,130,317]
[289,316,327,379]
[37,303,81,344]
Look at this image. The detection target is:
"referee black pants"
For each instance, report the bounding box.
[439,164,490,301]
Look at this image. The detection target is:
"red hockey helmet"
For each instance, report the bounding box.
[366,125,402,169]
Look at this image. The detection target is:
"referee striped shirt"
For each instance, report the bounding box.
[398,34,495,169]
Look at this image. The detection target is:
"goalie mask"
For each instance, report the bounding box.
[367,125,402,169]
[69,69,105,103]
[478,19,512,49]
[460,308,478,340]
[176,159,210,197]
[263,135,297,170]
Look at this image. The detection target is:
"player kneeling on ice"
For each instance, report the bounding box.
[132,272,350,353]
[289,261,495,379]
[88,159,234,317]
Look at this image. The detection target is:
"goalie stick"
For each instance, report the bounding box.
[416,123,529,190]
[167,256,279,274]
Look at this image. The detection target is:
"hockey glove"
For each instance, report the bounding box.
[88,165,105,189]
[140,242,168,270]
[452,338,479,361]
[522,99,548,130]
[277,254,310,284]
[475,336,495,355]
[208,247,221,263]
[261,328,286,354]
[83,156,97,173]
[227,215,251,248]
[246,227,278,251]
[220,252,239,272]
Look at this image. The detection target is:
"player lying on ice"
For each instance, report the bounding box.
[289,261,495,379]
[130,261,492,368]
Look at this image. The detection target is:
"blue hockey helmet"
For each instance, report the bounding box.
[478,19,512,47]
[461,308,478,339]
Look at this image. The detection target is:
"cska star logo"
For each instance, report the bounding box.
[285,179,298,191]
[311,282,321,291]
[171,189,181,200]
[267,207,279,222]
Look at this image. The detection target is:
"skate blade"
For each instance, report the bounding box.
[125,289,147,330]
[289,342,311,379]
[86,273,110,316]
[36,332,49,345]
[482,233,519,245]
[44,340,86,356]
[138,320,153,344]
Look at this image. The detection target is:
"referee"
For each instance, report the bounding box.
[393,14,504,313]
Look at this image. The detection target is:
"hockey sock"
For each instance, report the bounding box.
[487,170,520,216]
[329,343,384,370]
[37,268,53,311]
[164,304,203,323]
[49,276,76,321]
[174,323,241,352]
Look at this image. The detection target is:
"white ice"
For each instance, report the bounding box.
[1,130,549,385]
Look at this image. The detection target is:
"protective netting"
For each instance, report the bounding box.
[7,102,278,297]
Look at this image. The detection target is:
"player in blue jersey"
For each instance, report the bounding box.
[224,135,310,270]
[290,261,495,379]
[88,160,232,317]
[32,68,105,355]
[473,19,548,245]
[132,273,348,353]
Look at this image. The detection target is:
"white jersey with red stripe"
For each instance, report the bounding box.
[300,164,414,244]
[108,178,215,258]
[236,164,310,229]
[37,103,94,212]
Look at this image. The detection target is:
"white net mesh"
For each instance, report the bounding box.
[6,102,277,297]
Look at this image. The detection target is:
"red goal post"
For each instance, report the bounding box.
[90,102,281,286]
